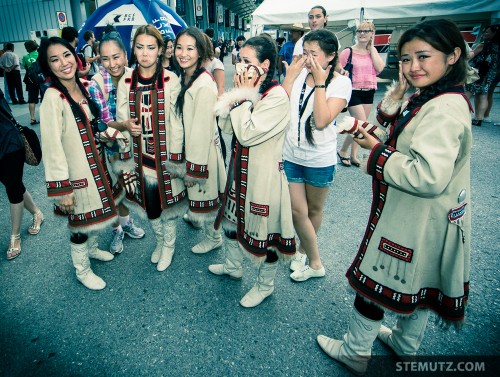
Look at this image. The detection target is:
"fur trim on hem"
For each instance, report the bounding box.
[120,198,148,219]
[185,175,207,186]
[68,215,118,235]
[187,209,218,225]
[433,312,466,331]
[349,286,466,330]
[112,158,135,175]
[380,81,405,115]
[165,160,187,178]
[241,246,294,266]
[160,199,189,221]
[221,217,237,234]
[214,87,261,117]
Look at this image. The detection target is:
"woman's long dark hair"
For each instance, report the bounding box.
[38,37,100,126]
[398,19,467,91]
[174,27,211,116]
[302,29,338,145]
[242,34,278,95]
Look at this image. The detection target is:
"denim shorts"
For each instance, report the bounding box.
[283,160,336,187]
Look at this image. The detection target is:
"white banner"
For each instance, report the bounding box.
[230,11,235,27]
[195,0,203,18]
[217,4,223,24]
[239,17,243,30]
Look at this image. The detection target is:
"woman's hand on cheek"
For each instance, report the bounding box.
[235,70,260,89]
[310,56,330,85]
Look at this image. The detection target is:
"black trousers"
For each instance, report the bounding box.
[5,70,25,103]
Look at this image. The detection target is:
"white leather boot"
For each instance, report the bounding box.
[377,309,430,359]
[240,261,278,308]
[150,218,163,264]
[208,238,243,279]
[317,309,382,376]
[192,221,223,254]
[157,219,177,271]
[87,234,114,262]
[70,241,106,290]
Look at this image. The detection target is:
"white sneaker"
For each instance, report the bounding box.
[122,219,145,239]
[289,252,307,271]
[110,228,125,254]
[482,117,492,123]
[290,265,325,282]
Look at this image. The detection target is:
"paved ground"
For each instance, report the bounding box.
[0,61,499,377]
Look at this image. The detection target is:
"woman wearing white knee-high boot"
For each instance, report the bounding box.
[39,37,118,290]
[209,34,296,308]
[115,25,187,271]
[172,27,226,255]
[317,20,473,375]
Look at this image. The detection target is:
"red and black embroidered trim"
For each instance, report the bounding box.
[376,102,400,128]
[127,69,186,208]
[186,161,209,179]
[46,179,72,197]
[349,265,469,321]
[378,237,413,263]
[169,152,184,161]
[233,142,295,257]
[250,202,269,217]
[189,196,221,213]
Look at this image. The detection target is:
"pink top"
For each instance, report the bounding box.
[339,48,378,89]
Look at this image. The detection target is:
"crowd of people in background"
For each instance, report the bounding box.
[0,3,497,374]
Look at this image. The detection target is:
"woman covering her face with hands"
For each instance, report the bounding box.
[209,34,296,308]
[281,29,351,283]
[317,19,472,375]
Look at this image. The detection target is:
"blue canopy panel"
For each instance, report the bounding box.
[77,0,186,58]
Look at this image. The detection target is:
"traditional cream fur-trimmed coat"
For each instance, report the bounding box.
[115,68,187,219]
[346,88,472,325]
[170,70,226,223]
[40,86,118,233]
[214,84,296,259]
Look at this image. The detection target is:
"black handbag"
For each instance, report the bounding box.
[0,95,42,165]
[343,47,353,81]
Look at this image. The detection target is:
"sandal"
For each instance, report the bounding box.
[351,159,361,167]
[7,234,21,260]
[28,210,44,235]
[337,151,351,167]
[30,119,39,125]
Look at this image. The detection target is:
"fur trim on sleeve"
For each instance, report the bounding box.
[184,175,207,187]
[379,81,406,115]
[111,157,136,176]
[164,160,187,178]
[214,87,261,117]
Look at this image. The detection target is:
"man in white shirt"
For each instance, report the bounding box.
[293,5,346,75]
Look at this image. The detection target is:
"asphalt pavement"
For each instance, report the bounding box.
[0,61,499,377]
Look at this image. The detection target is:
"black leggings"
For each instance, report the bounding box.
[70,233,88,244]
[144,184,162,220]
[354,294,384,321]
[0,148,26,203]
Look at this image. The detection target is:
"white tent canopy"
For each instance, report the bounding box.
[252,0,363,29]
[252,0,500,29]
